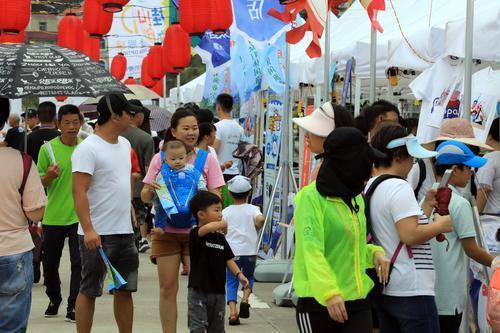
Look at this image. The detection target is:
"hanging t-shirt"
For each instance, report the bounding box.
[470,67,500,143]
[431,185,476,316]
[410,58,464,143]
[188,227,234,294]
[477,151,500,214]
[365,177,435,297]
[72,135,132,236]
[223,204,263,256]
[215,119,244,175]
[38,137,81,226]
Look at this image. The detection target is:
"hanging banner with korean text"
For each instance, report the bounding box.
[107,0,170,79]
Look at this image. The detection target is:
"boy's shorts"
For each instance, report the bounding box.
[188,288,226,333]
[79,234,139,297]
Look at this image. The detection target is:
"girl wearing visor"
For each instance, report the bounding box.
[292,102,353,181]
[367,124,453,333]
[294,127,391,332]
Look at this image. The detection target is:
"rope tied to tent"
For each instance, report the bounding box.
[389,0,435,65]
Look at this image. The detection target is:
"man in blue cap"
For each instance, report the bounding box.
[432,140,495,333]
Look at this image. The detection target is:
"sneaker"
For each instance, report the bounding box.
[239,302,250,319]
[228,315,240,326]
[139,239,150,253]
[44,299,61,317]
[65,309,76,323]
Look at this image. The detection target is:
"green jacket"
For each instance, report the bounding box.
[293,182,384,306]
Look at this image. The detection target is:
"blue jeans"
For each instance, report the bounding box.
[0,251,33,333]
[376,295,439,333]
[226,255,256,303]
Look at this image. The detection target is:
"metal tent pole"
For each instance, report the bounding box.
[176,74,181,108]
[280,42,291,259]
[462,0,474,120]
[323,12,331,102]
[369,15,378,103]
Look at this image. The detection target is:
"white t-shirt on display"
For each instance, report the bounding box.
[72,134,133,236]
[407,159,436,203]
[215,119,244,175]
[477,151,500,214]
[470,67,500,143]
[223,204,262,256]
[410,58,464,144]
[365,177,435,297]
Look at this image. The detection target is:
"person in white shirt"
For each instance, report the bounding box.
[72,93,141,333]
[367,124,452,333]
[213,93,244,181]
[223,176,264,326]
[477,118,500,214]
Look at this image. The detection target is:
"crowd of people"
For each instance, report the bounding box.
[0,91,499,333]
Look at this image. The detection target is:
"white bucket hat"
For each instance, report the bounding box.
[293,101,335,138]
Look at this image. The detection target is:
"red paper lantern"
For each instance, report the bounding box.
[141,56,155,88]
[111,53,127,80]
[83,0,113,38]
[179,0,232,35]
[0,30,25,43]
[82,32,100,61]
[124,76,137,85]
[162,47,181,75]
[55,96,68,102]
[178,0,212,35]
[148,43,165,81]
[163,23,191,71]
[152,77,164,97]
[209,0,233,34]
[0,0,31,35]
[58,14,84,51]
[95,0,130,13]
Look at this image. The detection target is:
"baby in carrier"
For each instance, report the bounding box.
[152,139,207,234]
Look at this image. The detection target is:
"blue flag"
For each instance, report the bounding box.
[230,34,263,102]
[233,0,287,42]
[262,34,286,94]
[195,31,230,68]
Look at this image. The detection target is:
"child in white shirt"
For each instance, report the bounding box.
[223,176,264,326]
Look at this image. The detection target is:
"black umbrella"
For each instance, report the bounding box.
[0,43,131,98]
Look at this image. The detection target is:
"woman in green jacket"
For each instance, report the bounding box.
[294,127,390,333]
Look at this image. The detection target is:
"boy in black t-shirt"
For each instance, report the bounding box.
[188,191,249,333]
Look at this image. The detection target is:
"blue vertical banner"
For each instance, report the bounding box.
[230,34,263,103]
[262,33,286,95]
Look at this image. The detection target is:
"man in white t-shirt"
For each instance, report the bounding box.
[213,93,244,182]
[72,93,141,333]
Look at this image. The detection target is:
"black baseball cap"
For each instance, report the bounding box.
[21,108,37,118]
[97,93,143,117]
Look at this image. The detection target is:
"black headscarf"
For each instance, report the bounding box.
[316,127,385,209]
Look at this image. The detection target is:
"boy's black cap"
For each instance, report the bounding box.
[97,93,143,117]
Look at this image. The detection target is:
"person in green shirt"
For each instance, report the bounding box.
[294,127,390,333]
[37,105,83,323]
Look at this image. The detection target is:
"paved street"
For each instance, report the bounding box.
[28,247,298,333]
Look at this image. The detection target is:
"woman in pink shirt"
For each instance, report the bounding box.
[141,108,224,333]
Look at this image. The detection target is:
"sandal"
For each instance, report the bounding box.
[239,302,250,319]
[228,315,240,326]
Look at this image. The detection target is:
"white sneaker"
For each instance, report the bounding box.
[139,239,150,253]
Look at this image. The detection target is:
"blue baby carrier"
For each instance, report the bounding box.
[155,149,208,229]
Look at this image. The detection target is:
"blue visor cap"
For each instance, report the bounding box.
[435,140,488,168]
[386,135,438,159]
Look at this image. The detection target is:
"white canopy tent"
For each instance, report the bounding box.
[289,0,500,84]
[168,73,206,104]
